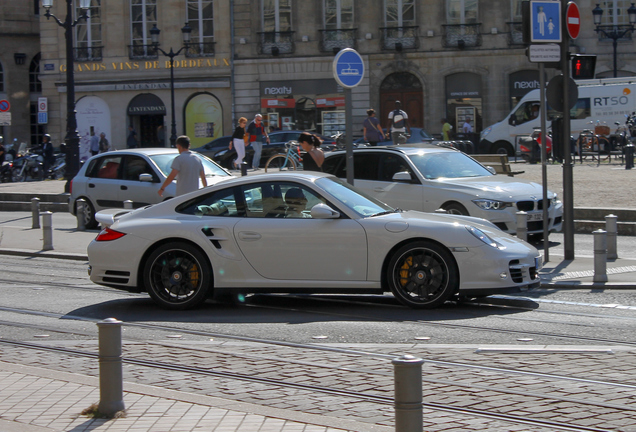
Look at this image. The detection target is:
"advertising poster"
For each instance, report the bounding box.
[76,96,111,161]
[185,93,223,148]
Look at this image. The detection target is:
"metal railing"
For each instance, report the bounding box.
[319,28,357,52]
[74,46,103,61]
[442,23,482,48]
[258,31,295,55]
[127,44,159,60]
[185,42,216,57]
[507,21,524,46]
[380,26,419,50]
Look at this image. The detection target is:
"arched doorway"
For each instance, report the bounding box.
[127,93,166,147]
[184,92,224,149]
[379,72,423,128]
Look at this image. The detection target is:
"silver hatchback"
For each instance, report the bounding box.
[69,148,231,228]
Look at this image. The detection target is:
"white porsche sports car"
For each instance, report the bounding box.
[88,172,541,310]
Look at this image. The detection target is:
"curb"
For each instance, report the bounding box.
[0,248,88,261]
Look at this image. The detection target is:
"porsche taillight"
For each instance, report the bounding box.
[95,227,126,242]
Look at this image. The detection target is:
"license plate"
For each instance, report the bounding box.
[527,213,543,222]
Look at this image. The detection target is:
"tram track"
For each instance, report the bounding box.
[0,338,621,432]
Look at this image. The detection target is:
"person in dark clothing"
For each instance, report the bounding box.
[298,132,324,172]
[229,117,248,169]
[127,126,138,148]
[42,134,55,175]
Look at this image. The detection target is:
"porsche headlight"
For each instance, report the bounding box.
[465,225,505,249]
[472,199,511,210]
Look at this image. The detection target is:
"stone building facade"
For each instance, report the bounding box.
[37,0,636,155]
[0,1,42,146]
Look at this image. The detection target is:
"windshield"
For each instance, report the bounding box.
[150,153,229,178]
[408,151,493,180]
[316,176,392,217]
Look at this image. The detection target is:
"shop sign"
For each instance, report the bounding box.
[316,97,345,108]
[260,79,338,98]
[261,98,296,108]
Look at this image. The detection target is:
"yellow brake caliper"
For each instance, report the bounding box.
[399,256,413,287]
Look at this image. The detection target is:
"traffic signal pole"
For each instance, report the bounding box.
[561,0,575,260]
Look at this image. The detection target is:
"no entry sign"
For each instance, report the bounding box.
[566,2,581,39]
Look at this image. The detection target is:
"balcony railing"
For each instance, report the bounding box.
[258,31,295,55]
[319,28,357,52]
[442,23,482,48]
[185,42,216,57]
[507,22,524,45]
[380,26,419,50]
[74,46,103,61]
[128,44,158,60]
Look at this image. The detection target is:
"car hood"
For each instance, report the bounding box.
[430,175,554,201]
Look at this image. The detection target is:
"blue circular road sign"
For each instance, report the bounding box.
[333,48,364,88]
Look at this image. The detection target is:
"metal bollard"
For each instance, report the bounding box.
[31,197,40,229]
[41,211,53,251]
[76,199,86,231]
[123,200,133,210]
[97,318,126,416]
[241,161,249,176]
[605,214,618,260]
[392,354,424,432]
[516,211,528,242]
[625,144,634,170]
[593,229,608,283]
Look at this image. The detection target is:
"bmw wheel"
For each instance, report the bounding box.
[144,242,211,310]
[442,203,468,215]
[387,241,458,309]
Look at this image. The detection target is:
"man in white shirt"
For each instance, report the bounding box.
[462,117,473,134]
[158,135,207,197]
[387,101,411,145]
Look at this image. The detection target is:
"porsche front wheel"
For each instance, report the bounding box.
[144,242,211,310]
[387,241,458,309]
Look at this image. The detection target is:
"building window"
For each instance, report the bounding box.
[29,54,41,93]
[598,0,633,25]
[76,0,103,61]
[325,0,354,29]
[129,0,158,59]
[34,0,39,15]
[186,0,215,57]
[0,62,4,93]
[382,0,417,50]
[443,0,480,48]
[260,0,294,54]
[321,0,355,52]
[446,0,478,24]
[30,102,46,147]
[508,0,524,45]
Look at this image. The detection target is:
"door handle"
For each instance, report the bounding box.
[88,183,95,188]
[238,231,261,241]
[121,185,128,190]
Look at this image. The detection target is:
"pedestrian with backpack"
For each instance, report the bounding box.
[386,101,411,145]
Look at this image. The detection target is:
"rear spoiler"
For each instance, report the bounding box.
[95,208,134,228]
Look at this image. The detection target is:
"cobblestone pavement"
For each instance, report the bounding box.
[2,340,636,431]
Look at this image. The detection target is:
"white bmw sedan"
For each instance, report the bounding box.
[322,146,563,238]
[88,172,541,310]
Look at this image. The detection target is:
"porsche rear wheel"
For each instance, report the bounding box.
[387,241,458,309]
[144,242,211,310]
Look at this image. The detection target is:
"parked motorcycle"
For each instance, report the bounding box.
[1,160,12,183]
[46,153,66,180]
[11,148,45,182]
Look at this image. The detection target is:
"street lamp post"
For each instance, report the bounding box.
[42,0,90,190]
[150,24,192,148]
[593,3,636,78]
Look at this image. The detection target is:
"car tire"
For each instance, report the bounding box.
[491,140,514,157]
[76,198,98,229]
[387,241,459,309]
[144,242,212,310]
[442,202,468,215]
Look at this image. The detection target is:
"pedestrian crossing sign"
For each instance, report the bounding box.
[530,1,562,43]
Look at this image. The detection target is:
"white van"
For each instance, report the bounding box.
[480,77,636,155]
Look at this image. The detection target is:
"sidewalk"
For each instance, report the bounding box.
[0,361,354,432]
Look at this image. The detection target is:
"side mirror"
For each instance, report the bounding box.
[310,203,340,219]
[392,171,412,182]
[485,166,497,175]
[139,173,153,182]
[509,116,516,126]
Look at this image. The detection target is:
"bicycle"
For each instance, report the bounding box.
[576,121,610,163]
[264,140,303,172]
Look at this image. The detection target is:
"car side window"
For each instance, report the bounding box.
[92,156,123,179]
[353,153,380,181]
[176,187,244,217]
[379,154,413,182]
[241,181,325,219]
[122,155,156,181]
[321,154,346,178]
